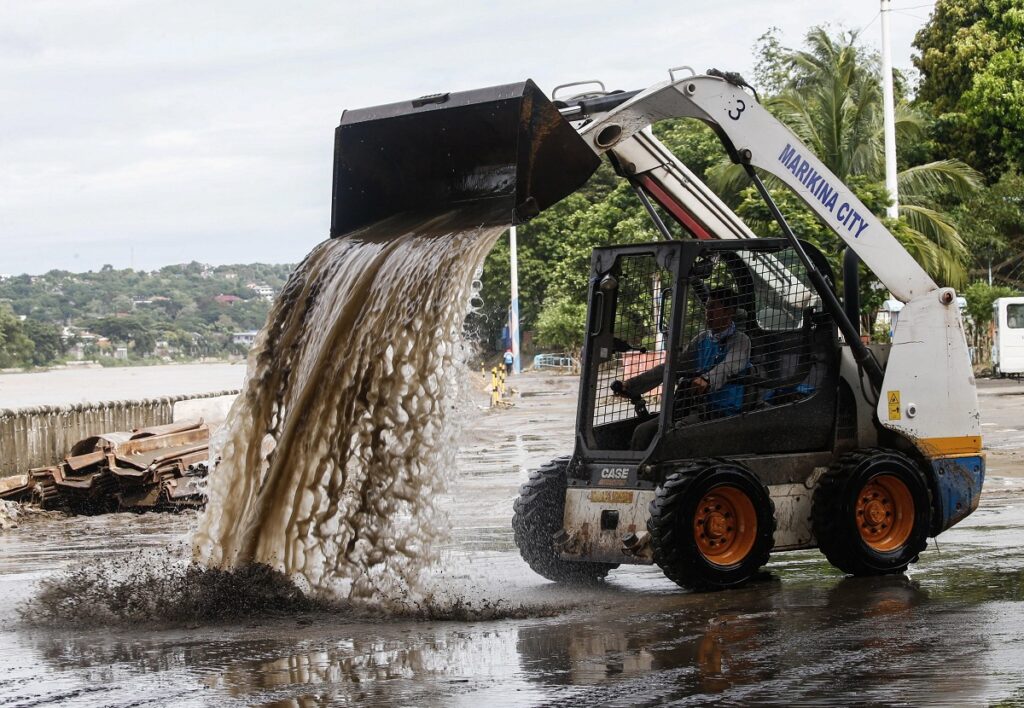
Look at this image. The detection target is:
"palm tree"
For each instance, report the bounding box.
[712,28,979,286]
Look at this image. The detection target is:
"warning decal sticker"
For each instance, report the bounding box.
[887,391,901,420]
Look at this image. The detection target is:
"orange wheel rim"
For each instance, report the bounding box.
[856,474,914,551]
[693,485,757,567]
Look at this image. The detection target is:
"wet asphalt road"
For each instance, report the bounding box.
[0,373,1022,707]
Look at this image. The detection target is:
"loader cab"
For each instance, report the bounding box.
[574,238,841,480]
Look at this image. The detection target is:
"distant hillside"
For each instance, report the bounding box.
[0,261,295,368]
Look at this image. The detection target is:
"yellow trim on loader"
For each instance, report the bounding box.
[918,436,983,458]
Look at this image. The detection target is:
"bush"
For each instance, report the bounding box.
[535,298,588,356]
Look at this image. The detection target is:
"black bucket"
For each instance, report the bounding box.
[330,80,601,237]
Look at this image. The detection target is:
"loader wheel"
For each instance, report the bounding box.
[648,461,776,591]
[512,457,617,584]
[812,449,931,576]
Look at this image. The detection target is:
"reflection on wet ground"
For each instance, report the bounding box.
[979,379,1024,479]
[1,374,1023,707]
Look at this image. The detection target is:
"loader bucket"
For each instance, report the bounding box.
[330,80,601,237]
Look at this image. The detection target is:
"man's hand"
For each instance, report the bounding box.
[691,376,710,395]
[610,380,632,398]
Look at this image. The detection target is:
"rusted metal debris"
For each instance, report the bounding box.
[0,419,210,514]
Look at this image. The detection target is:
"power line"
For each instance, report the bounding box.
[858,10,881,36]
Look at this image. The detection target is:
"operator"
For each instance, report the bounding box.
[614,287,751,450]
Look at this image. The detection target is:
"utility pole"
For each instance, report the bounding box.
[881,0,899,218]
[509,226,522,374]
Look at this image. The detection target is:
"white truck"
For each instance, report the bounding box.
[992,296,1024,378]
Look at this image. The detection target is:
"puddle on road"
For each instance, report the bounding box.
[2,490,1022,706]
[11,564,1024,707]
[2,373,1023,706]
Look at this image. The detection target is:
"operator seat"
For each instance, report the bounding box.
[737,308,818,412]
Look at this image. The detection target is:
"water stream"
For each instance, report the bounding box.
[192,208,505,601]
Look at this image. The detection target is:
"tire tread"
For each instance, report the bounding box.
[648,459,776,591]
[512,456,616,584]
[812,448,931,576]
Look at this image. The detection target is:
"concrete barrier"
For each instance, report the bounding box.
[172,394,239,431]
[0,390,239,478]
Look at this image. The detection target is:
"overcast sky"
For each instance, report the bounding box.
[0,1,936,275]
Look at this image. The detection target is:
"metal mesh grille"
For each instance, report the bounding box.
[592,253,672,428]
[671,247,822,424]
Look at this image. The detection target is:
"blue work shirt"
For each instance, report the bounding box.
[694,326,749,416]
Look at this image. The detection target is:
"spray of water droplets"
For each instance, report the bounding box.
[192,209,506,602]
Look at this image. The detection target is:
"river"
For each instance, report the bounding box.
[0,363,245,409]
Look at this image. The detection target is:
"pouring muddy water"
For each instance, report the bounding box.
[19,80,600,621]
[192,209,505,599]
[190,81,599,601]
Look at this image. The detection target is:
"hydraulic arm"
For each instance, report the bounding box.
[328,71,980,451]
[570,75,936,302]
[564,73,978,454]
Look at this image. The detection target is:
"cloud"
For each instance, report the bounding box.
[0,0,935,274]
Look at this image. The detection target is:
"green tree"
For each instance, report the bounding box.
[959,49,1024,177]
[715,27,980,287]
[0,261,295,363]
[752,27,790,96]
[913,0,1024,179]
[22,319,63,366]
[653,119,727,183]
[534,297,588,356]
[132,329,157,357]
[953,172,1024,288]
[963,280,1021,357]
[0,305,34,368]
[89,316,139,343]
[964,281,1020,329]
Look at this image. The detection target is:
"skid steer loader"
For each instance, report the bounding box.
[330,71,983,591]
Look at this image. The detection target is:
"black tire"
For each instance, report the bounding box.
[648,460,776,591]
[812,449,931,576]
[512,457,617,584]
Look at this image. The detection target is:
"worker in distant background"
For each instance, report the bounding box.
[614,287,750,449]
[503,348,515,376]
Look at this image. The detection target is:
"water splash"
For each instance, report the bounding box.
[20,554,566,626]
[22,554,323,626]
[192,209,505,602]
[0,500,21,530]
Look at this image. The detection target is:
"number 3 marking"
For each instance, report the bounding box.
[728,99,746,121]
